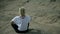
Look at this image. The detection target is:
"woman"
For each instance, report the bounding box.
[10,7,31,33]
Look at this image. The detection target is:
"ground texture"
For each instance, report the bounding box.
[0,0,60,34]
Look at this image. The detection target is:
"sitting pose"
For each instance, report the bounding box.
[10,7,31,33]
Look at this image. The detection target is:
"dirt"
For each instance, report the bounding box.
[0,0,60,34]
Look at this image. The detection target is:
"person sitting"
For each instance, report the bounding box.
[10,7,31,33]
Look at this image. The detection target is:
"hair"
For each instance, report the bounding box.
[19,7,25,14]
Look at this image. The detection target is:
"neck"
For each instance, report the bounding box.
[21,15,25,19]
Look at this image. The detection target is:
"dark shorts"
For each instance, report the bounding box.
[11,23,29,33]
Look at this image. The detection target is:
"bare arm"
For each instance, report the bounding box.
[10,21,15,24]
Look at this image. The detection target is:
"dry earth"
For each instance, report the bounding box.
[0,0,60,34]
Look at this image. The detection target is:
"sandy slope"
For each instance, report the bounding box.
[0,0,60,34]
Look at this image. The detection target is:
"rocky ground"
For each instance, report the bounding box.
[0,0,60,34]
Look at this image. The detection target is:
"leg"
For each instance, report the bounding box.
[11,22,29,33]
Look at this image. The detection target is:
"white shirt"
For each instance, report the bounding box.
[11,16,31,31]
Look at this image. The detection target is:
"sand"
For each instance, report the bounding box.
[0,0,60,34]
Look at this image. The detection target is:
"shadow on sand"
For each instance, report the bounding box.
[28,29,41,34]
[17,29,41,34]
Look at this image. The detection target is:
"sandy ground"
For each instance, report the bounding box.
[0,0,60,34]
